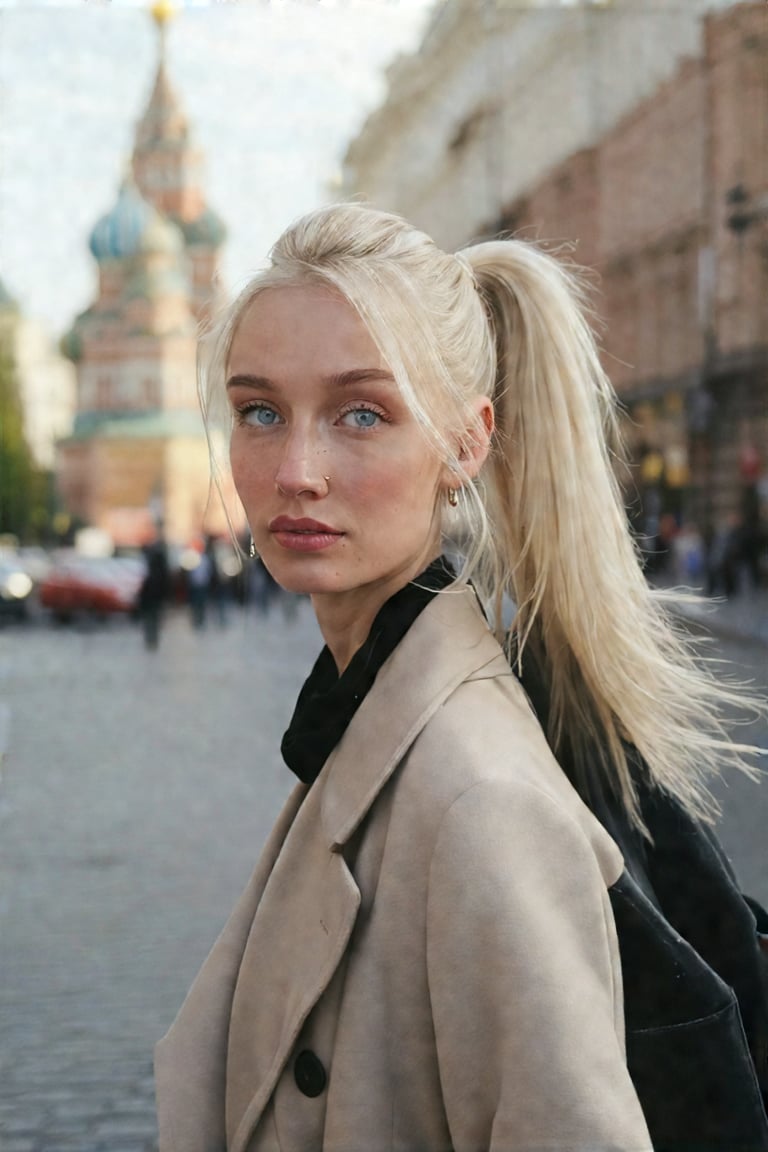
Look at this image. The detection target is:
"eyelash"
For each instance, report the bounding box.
[338,402,391,428]
[232,401,391,429]
[233,402,280,428]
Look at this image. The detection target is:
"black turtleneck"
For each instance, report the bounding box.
[280,556,456,785]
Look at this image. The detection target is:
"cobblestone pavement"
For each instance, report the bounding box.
[0,599,765,1151]
[0,601,321,1152]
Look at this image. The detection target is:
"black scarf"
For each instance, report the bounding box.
[281,556,456,785]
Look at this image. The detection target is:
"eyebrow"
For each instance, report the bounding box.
[225,368,396,391]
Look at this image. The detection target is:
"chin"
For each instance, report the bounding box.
[276,573,338,596]
[261,552,347,597]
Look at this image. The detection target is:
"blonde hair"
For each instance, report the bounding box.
[200,201,763,833]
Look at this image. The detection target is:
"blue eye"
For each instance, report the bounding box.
[242,404,281,427]
[341,408,381,429]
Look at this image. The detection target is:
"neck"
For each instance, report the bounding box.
[312,548,442,675]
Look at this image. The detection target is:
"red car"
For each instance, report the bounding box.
[40,556,144,621]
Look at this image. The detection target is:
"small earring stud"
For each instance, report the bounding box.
[249,538,256,559]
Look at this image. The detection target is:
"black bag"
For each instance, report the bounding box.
[603,781,768,1152]
[515,659,768,1150]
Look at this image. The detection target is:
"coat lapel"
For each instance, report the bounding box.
[226,588,508,1152]
[321,585,509,849]
[159,586,510,1152]
[226,777,361,1152]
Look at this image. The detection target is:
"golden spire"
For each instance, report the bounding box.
[150,0,176,28]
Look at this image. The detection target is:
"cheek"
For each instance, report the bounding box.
[228,437,248,495]
[229,437,271,503]
[350,452,441,522]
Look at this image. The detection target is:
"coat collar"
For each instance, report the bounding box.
[320,584,509,850]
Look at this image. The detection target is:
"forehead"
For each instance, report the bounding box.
[228,285,386,374]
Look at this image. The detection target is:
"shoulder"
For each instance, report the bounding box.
[322,585,621,885]
[402,672,624,889]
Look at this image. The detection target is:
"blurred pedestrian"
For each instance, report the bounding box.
[671,521,705,583]
[186,542,212,629]
[247,552,279,616]
[741,479,764,591]
[156,204,768,1151]
[204,535,228,627]
[705,512,743,598]
[138,532,170,651]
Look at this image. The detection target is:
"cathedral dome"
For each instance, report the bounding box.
[89,179,153,263]
[139,211,185,257]
[125,257,190,303]
[60,308,91,363]
[128,210,189,301]
[175,205,227,248]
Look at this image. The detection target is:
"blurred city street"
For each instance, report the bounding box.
[0,602,321,1152]
[0,595,766,1152]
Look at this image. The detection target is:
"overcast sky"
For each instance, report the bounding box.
[0,0,434,338]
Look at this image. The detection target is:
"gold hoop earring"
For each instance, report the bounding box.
[448,488,459,508]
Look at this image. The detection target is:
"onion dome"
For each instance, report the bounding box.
[125,233,191,301]
[125,259,190,303]
[89,179,154,263]
[60,326,82,364]
[127,210,190,301]
[60,309,92,363]
[139,211,185,257]
[173,205,227,248]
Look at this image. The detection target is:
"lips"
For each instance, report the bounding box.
[268,516,341,534]
[268,515,344,553]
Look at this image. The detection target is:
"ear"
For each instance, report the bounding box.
[443,396,494,487]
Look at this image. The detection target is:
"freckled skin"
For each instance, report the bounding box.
[227,285,450,666]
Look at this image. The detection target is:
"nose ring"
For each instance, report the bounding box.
[275,475,331,496]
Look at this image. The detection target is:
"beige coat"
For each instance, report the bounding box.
[155,587,652,1152]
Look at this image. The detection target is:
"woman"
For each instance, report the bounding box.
[155,204,768,1151]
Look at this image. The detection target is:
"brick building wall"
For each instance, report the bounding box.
[343,0,719,250]
[709,3,768,358]
[495,3,767,532]
[597,55,708,397]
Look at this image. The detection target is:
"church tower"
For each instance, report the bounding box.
[132,0,226,329]
[58,3,229,548]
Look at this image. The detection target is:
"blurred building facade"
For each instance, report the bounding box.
[342,0,767,535]
[59,6,230,548]
[0,279,76,472]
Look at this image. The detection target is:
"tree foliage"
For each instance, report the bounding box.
[0,332,49,540]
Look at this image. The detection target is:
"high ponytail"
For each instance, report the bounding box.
[460,238,760,831]
[201,202,762,835]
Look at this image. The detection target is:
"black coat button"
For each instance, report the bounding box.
[294,1049,327,1098]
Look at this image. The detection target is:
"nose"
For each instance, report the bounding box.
[274,426,330,499]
